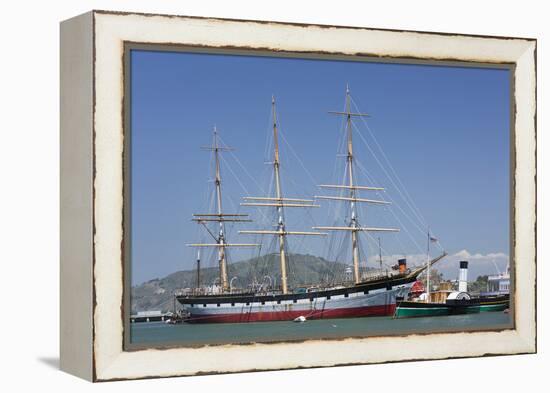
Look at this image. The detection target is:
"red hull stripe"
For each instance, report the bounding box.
[187,304,397,323]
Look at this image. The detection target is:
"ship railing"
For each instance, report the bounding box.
[174,273,412,298]
[175,287,264,297]
[358,268,412,283]
[361,270,389,280]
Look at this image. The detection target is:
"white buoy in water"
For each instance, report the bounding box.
[293,315,307,322]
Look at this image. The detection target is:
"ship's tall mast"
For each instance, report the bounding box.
[314,85,399,284]
[271,98,289,294]
[187,127,258,292]
[212,129,229,289]
[196,249,201,288]
[239,97,326,294]
[344,86,361,282]
[378,237,383,270]
[426,231,431,302]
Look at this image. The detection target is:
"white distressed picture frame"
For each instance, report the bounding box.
[60,10,536,381]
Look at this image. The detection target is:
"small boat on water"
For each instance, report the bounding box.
[395,261,480,318]
[395,260,510,318]
[394,298,480,318]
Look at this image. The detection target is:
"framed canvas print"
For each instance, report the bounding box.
[60,10,536,381]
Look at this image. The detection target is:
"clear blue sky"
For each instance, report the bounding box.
[130,49,510,285]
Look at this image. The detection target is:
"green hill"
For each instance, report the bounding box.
[131,253,349,313]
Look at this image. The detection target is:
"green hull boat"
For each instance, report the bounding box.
[395,294,509,318]
[394,299,480,319]
[478,295,509,312]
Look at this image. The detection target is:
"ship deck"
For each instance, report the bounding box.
[176,272,416,305]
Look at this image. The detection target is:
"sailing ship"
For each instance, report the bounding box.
[176,87,446,323]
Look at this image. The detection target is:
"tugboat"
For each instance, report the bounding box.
[394,261,480,318]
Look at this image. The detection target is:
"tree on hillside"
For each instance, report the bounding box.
[468,275,489,294]
[418,268,443,292]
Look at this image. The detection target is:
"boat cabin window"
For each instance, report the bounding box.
[293,299,297,303]
[203,304,207,307]
[344,293,349,298]
[327,296,331,300]
[216,304,220,307]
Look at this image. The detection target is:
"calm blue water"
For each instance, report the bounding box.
[130,312,511,346]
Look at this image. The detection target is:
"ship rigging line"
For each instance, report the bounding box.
[353,156,424,254]
[218,134,267,196]
[350,121,444,252]
[279,127,319,187]
[350,120,427,232]
[222,132,285,289]
[217,134,277,235]
[218,153,277,280]
[201,159,218,271]
[362,230,404,269]
[319,90,431,274]
[322,122,363,282]
[277,135,326,255]
[273,152,323,285]
[219,154,270,225]
[321,114,394,276]
[350,97,428,228]
[278,164,322,257]
[319,115,350,271]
